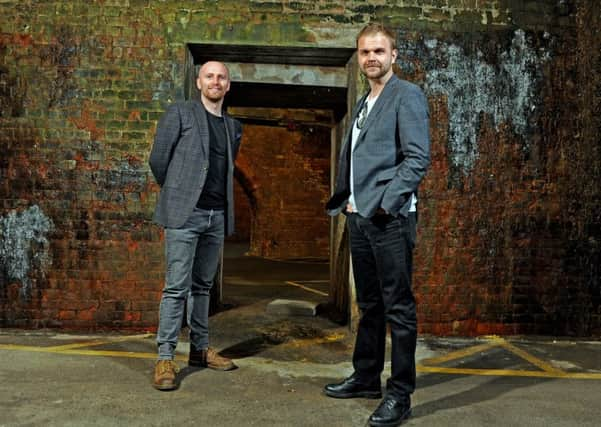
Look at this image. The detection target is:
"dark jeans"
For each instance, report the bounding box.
[347,212,417,398]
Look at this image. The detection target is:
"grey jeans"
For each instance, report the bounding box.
[157,207,224,360]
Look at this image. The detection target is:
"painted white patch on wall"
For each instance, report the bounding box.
[424,30,550,174]
[0,205,54,297]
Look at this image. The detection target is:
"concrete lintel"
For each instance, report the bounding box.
[225,62,347,88]
[228,107,335,125]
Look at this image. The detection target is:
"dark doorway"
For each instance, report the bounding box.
[185,43,355,318]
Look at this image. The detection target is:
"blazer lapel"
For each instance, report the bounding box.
[354,75,398,148]
[192,100,210,156]
[340,93,368,156]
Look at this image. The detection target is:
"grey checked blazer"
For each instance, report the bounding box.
[149,99,242,235]
[326,75,430,218]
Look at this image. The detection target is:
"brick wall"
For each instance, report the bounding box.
[235,123,330,259]
[410,1,601,336]
[0,0,599,335]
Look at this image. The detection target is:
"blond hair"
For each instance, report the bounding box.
[356,23,397,50]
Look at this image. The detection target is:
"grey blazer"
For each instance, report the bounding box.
[326,75,430,218]
[149,99,242,235]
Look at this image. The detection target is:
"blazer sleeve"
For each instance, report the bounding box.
[149,103,181,187]
[380,86,431,215]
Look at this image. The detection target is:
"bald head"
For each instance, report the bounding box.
[196,61,231,104]
[199,61,230,79]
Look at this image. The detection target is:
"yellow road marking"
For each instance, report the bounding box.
[416,365,601,379]
[0,344,59,353]
[59,349,188,362]
[557,372,601,380]
[1,335,600,380]
[421,342,501,365]
[286,280,329,297]
[45,334,153,351]
[422,336,567,375]
[498,340,565,374]
[0,343,185,361]
[280,332,347,349]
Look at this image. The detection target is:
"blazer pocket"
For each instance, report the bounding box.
[376,169,397,184]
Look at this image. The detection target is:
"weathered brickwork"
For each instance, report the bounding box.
[235,124,331,259]
[0,0,599,335]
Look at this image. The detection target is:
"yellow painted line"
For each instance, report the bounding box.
[59,349,189,362]
[421,342,501,365]
[417,365,601,380]
[46,340,113,351]
[417,365,557,377]
[1,334,600,381]
[421,336,565,375]
[558,372,601,380]
[294,280,331,283]
[1,342,601,379]
[498,340,565,374]
[286,280,329,297]
[0,344,186,362]
[45,334,153,351]
[0,344,59,353]
[61,349,157,359]
[280,332,346,349]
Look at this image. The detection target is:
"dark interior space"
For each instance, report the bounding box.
[186,43,354,307]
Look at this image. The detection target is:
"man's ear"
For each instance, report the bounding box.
[196,77,202,91]
[392,48,398,62]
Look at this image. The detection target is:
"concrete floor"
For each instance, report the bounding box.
[1,243,600,427]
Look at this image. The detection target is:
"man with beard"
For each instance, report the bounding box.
[324,24,430,426]
[149,61,242,391]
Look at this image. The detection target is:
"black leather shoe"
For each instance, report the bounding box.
[324,375,381,399]
[368,395,411,427]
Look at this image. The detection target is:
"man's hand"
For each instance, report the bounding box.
[346,203,355,213]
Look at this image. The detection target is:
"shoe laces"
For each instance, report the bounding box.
[380,396,407,411]
[384,398,397,410]
[207,347,223,359]
[157,360,180,374]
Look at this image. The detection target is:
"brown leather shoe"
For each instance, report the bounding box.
[189,347,237,371]
[153,360,180,390]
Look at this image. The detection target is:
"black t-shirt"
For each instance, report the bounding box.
[196,112,228,210]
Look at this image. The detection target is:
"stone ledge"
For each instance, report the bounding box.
[266,299,318,316]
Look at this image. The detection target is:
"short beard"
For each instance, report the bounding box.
[203,91,224,102]
[361,65,389,80]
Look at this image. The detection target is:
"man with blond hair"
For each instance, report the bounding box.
[149,61,242,390]
[324,24,430,426]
